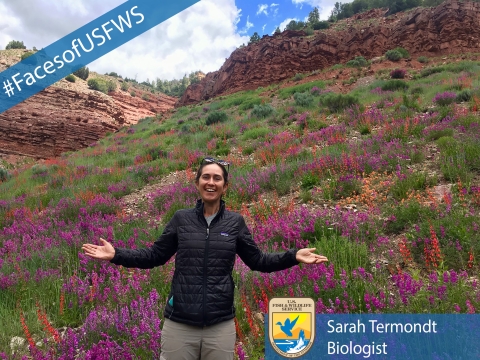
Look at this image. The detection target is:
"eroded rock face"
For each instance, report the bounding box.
[0,86,175,159]
[178,0,480,106]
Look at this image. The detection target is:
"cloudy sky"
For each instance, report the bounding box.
[0,0,339,83]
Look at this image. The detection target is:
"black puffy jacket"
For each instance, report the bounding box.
[110,199,299,327]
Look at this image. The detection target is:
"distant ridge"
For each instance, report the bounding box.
[178,0,480,106]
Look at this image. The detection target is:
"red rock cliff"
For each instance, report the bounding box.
[178,0,480,106]
[0,50,176,159]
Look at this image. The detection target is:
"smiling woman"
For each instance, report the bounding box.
[81,156,328,360]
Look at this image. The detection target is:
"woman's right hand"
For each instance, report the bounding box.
[81,238,115,261]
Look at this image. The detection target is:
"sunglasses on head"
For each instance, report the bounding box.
[202,157,230,173]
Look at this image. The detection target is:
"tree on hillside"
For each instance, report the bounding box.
[275,26,281,34]
[74,66,89,80]
[308,7,320,26]
[5,40,26,50]
[249,32,261,44]
[285,20,306,31]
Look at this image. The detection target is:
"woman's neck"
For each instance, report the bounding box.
[203,201,220,217]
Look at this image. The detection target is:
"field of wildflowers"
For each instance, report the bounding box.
[0,57,479,359]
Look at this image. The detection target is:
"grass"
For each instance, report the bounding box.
[1,57,480,358]
[277,80,326,99]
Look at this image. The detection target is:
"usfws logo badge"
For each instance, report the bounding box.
[269,298,315,358]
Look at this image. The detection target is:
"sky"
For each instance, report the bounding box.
[0,0,341,83]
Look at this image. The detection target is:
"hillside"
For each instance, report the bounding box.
[178,0,480,105]
[0,50,176,160]
[1,1,480,359]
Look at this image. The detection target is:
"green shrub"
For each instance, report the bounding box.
[73,66,89,80]
[381,79,409,92]
[242,127,270,140]
[277,80,325,99]
[251,104,274,118]
[121,81,129,91]
[394,47,409,59]
[0,168,10,182]
[242,145,255,155]
[319,93,359,113]
[420,66,445,78]
[410,86,424,95]
[130,91,136,97]
[359,124,371,135]
[214,146,230,156]
[106,80,117,92]
[293,73,305,81]
[346,56,368,68]
[6,40,26,49]
[65,74,75,83]
[116,157,134,168]
[390,172,436,200]
[142,93,150,101]
[417,56,429,63]
[301,173,320,190]
[313,21,329,30]
[385,50,402,62]
[239,98,262,111]
[206,111,228,125]
[456,89,472,103]
[294,92,314,107]
[87,78,108,93]
[426,128,454,141]
[31,164,48,175]
[385,201,434,234]
[304,27,314,36]
[21,51,35,61]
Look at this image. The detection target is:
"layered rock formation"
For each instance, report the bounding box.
[178,0,480,106]
[0,50,176,159]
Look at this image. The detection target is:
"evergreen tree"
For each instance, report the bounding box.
[286,20,306,31]
[5,40,26,50]
[73,66,89,80]
[275,26,281,34]
[249,32,261,44]
[308,7,320,26]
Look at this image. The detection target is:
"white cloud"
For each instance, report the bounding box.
[291,0,338,20]
[262,24,267,32]
[256,4,269,16]
[0,0,249,81]
[238,15,254,34]
[270,3,279,6]
[277,17,299,31]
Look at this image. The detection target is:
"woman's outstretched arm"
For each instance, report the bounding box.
[236,216,328,272]
[82,212,179,269]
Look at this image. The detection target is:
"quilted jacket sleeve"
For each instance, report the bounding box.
[110,212,179,269]
[236,215,299,273]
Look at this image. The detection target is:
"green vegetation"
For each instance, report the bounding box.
[385,50,402,62]
[2,54,480,358]
[5,40,26,49]
[346,56,368,68]
[73,66,89,80]
[319,92,359,112]
[65,74,76,83]
[206,111,228,125]
[87,78,116,94]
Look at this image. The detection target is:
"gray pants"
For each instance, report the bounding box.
[160,318,236,360]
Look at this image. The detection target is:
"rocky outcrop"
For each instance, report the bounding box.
[0,50,177,159]
[109,89,176,124]
[178,0,480,106]
[0,85,175,159]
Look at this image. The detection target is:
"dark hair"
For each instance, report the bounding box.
[195,162,229,184]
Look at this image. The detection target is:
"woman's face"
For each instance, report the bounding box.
[195,163,228,204]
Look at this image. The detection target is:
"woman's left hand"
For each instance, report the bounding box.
[296,248,328,264]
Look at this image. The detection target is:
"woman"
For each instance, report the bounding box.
[82,157,328,360]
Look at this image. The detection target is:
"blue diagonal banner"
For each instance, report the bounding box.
[0,0,199,114]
